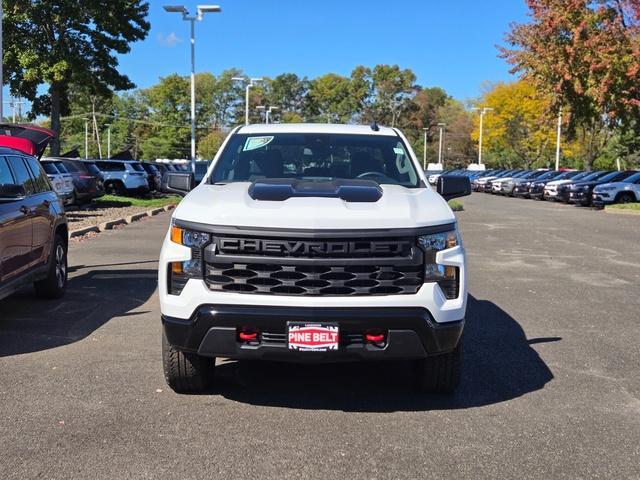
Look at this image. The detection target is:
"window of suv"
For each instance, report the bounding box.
[42,162,60,175]
[211,133,420,187]
[8,157,36,195]
[84,162,101,175]
[0,157,15,186]
[25,157,51,192]
[96,161,125,172]
[53,161,69,174]
[129,162,145,172]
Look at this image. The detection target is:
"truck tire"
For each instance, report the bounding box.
[162,331,215,393]
[414,340,462,394]
[34,234,68,299]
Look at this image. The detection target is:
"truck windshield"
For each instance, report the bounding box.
[210,133,420,188]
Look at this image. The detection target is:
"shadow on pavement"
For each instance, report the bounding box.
[214,295,556,411]
[0,269,157,357]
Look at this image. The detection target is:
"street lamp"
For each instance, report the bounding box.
[437,123,446,166]
[266,106,279,124]
[471,107,494,165]
[233,76,263,125]
[164,4,222,171]
[84,118,90,159]
[105,124,111,159]
[555,108,562,171]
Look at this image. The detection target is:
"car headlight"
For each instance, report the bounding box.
[168,225,212,295]
[597,186,616,192]
[418,231,460,300]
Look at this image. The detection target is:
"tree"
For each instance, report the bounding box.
[268,73,308,117]
[472,81,556,168]
[307,74,356,123]
[3,0,150,155]
[500,0,640,169]
[366,65,417,126]
[198,130,227,160]
[211,69,245,128]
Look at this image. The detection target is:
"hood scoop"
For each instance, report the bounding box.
[249,178,383,202]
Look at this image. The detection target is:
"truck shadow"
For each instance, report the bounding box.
[0,269,157,357]
[215,295,556,411]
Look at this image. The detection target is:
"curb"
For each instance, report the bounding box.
[69,203,177,239]
[69,225,100,238]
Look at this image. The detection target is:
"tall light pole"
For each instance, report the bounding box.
[266,106,279,124]
[422,127,428,170]
[555,108,562,171]
[164,4,221,172]
[256,105,266,123]
[437,123,446,166]
[106,124,112,159]
[84,118,89,159]
[471,107,494,165]
[233,77,263,125]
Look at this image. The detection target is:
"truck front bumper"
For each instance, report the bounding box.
[162,305,464,361]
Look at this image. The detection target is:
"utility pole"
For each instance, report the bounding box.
[437,123,446,166]
[91,98,102,159]
[555,108,563,171]
[422,127,428,170]
[232,77,263,126]
[164,5,222,172]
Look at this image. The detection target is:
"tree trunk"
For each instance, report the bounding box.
[49,84,61,156]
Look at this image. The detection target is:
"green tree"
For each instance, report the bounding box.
[500,0,640,169]
[3,0,150,154]
[307,74,356,123]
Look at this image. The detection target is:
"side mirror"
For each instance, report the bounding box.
[0,184,26,200]
[165,172,193,196]
[437,175,471,201]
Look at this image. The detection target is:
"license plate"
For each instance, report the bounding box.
[287,323,339,352]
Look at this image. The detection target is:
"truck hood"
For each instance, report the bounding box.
[172,182,456,230]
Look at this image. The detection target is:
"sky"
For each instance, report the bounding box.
[2,0,530,116]
[119,0,530,101]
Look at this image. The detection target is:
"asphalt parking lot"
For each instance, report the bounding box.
[1,195,639,479]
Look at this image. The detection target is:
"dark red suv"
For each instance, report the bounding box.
[0,124,69,301]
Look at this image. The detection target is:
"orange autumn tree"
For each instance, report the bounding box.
[500,0,640,169]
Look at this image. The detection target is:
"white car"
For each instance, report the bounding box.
[94,160,150,195]
[592,171,640,206]
[41,160,74,204]
[159,123,470,394]
[543,171,588,200]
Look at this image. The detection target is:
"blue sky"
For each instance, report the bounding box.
[119,0,530,101]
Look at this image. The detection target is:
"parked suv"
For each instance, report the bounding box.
[0,125,68,301]
[47,158,104,205]
[139,162,162,191]
[95,160,150,195]
[41,160,74,204]
[592,171,640,206]
[159,124,471,394]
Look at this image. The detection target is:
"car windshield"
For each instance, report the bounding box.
[567,171,588,181]
[130,163,145,172]
[537,171,562,181]
[599,171,625,182]
[580,171,608,182]
[210,133,420,188]
[525,170,548,179]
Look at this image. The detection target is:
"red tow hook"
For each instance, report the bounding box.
[364,331,386,344]
[238,329,259,343]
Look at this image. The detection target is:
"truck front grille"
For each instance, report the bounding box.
[203,233,425,297]
[205,263,423,296]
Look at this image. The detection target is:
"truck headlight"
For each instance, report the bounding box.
[418,231,460,300]
[168,225,211,295]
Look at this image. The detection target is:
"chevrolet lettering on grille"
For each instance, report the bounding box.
[216,238,411,257]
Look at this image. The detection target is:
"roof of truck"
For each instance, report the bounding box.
[236,123,399,136]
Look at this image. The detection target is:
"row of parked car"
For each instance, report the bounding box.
[429,168,640,207]
[39,158,211,206]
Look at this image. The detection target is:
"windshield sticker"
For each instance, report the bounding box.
[393,147,405,156]
[244,136,274,152]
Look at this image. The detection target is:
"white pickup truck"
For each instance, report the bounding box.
[158,123,471,394]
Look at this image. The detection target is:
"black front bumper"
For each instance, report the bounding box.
[568,191,591,205]
[162,305,464,362]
